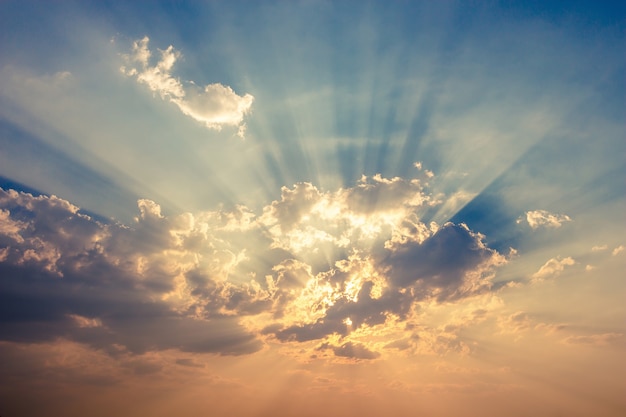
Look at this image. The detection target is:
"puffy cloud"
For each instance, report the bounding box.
[380,223,506,302]
[517,209,571,229]
[1,169,510,360]
[274,275,413,343]
[531,256,575,282]
[258,175,436,259]
[121,36,254,137]
[0,188,262,356]
[266,221,506,344]
[612,245,624,256]
[0,208,26,243]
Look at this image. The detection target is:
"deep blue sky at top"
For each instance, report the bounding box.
[2,0,624,86]
[0,0,624,228]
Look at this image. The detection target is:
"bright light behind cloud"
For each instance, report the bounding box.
[0,2,625,417]
[518,209,572,229]
[121,36,254,137]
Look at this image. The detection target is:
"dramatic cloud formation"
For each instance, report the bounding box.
[0,170,513,361]
[121,36,254,137]
[0,188,262,356]
[1,2,624,416]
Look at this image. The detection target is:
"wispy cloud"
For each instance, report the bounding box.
[531,256,575,282]
[563,332,624,347]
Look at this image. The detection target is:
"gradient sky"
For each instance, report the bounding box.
[1,1,625,417]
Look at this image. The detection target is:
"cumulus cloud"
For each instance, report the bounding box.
[0,188,262,356]
[121,36,254,137]
[260,179,507,346]
[531,256,575,282]
[258,175,436,259]
[517,209,571,229]
[1,170,510,360]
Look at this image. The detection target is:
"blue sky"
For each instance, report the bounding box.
[1,2,625,417]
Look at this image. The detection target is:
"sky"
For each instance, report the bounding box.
[0,1,625,416]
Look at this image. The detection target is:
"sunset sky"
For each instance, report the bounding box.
[1,1,625,416]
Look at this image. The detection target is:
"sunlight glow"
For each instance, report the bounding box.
[0,2,624,417]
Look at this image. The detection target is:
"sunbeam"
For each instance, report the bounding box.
[0,2,624,417]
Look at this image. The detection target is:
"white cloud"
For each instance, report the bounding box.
[258,175,436,257]
[531,256,575,282]
[518,209,571,229]
[121,36,254,136]
[612,245,624,256]
[0,188,263,355]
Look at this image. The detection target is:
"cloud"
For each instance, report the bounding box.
[0,188,262,356]
[518,210,572,229]
[317,341,380,360]
[267,221,506,344]
[612,245,624,256]
[1,169,509,360]
[531,256,575,282]
[121,36,254,137]
[380,223,506,301]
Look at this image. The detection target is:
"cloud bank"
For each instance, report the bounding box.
[0,170,521,360]
[531,256,575,282]
[121,37,254,137]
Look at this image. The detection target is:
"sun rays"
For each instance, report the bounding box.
[0,1,625,417]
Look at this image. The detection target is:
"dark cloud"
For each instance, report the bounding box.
[0,188,262,356]
[275,281,413,342]
[380,222,503,301]
[270,223,505,345]
[276,319,348,343]
[318,341,380,360]
[175,358,205,368]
